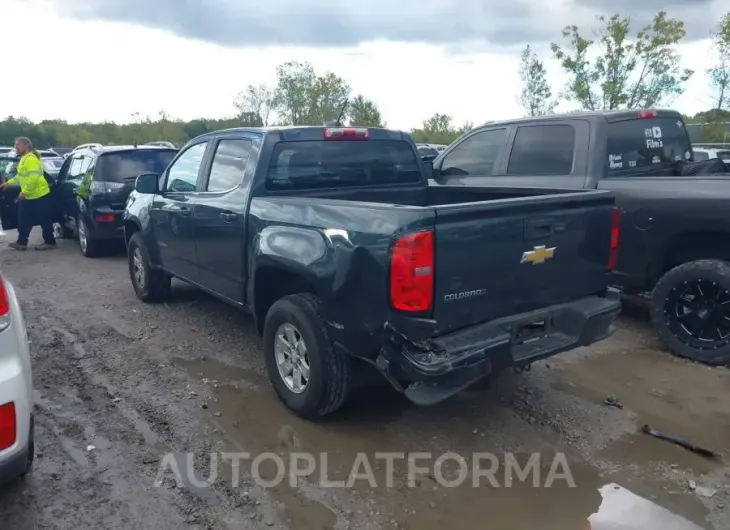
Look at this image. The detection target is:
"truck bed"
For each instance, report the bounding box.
[253,184,615,336]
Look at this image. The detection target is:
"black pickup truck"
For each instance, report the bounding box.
[428,109,730,366]
[123,125,621,419]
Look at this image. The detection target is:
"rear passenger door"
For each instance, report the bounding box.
[194,135,255,303]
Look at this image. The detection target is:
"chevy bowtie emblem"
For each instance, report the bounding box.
[521,245,556,265]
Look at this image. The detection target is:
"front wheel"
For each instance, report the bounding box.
[651,259,730,366]
[263,294,352,419]
[127,232,171,303]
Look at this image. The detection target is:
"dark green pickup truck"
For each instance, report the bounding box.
[122,125,622,419]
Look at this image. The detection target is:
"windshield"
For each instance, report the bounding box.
[95,149,177,182]
[266,140,422,190]
[418,147,438,157]
[606,117,692,172]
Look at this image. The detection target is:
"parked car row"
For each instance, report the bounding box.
[1,112,726,425]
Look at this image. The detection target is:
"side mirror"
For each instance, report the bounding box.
[422,159,434,180]
[135,173,159,194]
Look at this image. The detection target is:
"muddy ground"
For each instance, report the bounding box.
[0,232,727,530]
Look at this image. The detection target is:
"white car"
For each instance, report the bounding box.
[693,147,730,165]
[0,272,34,487]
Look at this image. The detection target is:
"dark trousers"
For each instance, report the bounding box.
[17,194,56,246]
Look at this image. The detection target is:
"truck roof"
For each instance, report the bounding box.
[481,108,684,129]
[194,125,412,142]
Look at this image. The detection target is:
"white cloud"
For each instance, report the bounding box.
[3,0,719,133]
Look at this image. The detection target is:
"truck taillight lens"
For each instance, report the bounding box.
[0,402,16,451]
[608,207,620,271]
[323,127,369,140]
[389,230,434,312]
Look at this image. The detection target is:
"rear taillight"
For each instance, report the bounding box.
[95,214,115,222]
[636,110,658,118]
[608,207,620,271]
[323,127,369,140]
[0,402,16,451]
[389,230,434,312]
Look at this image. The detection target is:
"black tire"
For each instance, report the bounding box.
[651,259,730,366]
[20,417,34,477]
[77,216,101,258]
[263,294,352,419]
[127,232,171,303]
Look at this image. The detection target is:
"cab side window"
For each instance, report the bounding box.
[440,129,507,177]
[506,125,576,176]
[164,142,208,193]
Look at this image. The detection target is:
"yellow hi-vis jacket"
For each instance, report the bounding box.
[7,152,50,200]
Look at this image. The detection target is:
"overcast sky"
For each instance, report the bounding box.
[4,0,724,130]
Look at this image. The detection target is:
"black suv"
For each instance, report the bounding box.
[56,145,177,257]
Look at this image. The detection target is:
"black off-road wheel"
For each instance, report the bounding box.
[127,232,171,303]
[651,259,730,366]
[263,294,352,419]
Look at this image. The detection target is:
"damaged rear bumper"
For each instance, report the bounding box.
[375,288,621,406]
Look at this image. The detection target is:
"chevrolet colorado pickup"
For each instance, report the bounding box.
[123,125,621,419]
[428,108,730,366]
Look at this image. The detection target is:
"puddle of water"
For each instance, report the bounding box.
[177,357,608,530]
[178,356,719,530]
[590,483,703,530]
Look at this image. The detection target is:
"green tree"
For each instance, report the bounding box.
[346,95,384,127]
[410,113,468,145]
[234,84,274,126]
[708,13,730,110]
[519,45,556,116]
[272,61,351,125]
[551,12,693,110]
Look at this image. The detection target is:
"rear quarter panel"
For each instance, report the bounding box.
[247,196,434,336]
[597,176,730,286]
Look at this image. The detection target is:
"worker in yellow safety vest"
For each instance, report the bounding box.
[0,137,57,250]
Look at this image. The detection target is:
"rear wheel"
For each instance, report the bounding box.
[127,232,171,303]
[651,259,730,366]
[77,216,101,257]
[263,294,352,419]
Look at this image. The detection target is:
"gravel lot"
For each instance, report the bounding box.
[0,231,728,530]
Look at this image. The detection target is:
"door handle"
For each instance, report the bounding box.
[221,212,237,222]
[179,206,191,217]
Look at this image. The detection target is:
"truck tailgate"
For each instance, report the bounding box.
[431,190,615,334]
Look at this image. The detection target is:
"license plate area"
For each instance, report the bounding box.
[514,317,553,345]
